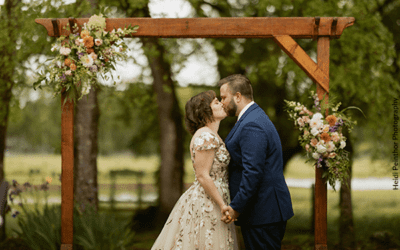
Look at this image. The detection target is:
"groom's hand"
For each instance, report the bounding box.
[221,205,239,224]
[221,205,234,224]
[226,205,240,221]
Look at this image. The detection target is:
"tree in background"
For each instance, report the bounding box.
[0,0,73,240]
[100,0,186,223]
[72,0,101,214]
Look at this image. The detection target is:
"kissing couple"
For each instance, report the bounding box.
[152,74,294,250]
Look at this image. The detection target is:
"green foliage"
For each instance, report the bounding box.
[187,0,399,159]
[6,179,135,250]
[73,203,135,250]
[10,203,135,250]
[98,83,159,155]
[7,88,61,154]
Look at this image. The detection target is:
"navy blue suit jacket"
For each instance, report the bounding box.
[225,103,294,226]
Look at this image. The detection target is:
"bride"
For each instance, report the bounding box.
[151,90,238,249]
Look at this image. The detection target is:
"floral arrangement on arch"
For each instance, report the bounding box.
[34,14,139,102]
[284,91,360,190]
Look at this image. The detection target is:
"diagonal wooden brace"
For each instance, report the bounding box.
[273,35,329,93]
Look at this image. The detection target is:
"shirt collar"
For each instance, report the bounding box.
[238,101,255,121]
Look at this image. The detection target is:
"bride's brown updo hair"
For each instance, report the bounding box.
[185,90,216,135]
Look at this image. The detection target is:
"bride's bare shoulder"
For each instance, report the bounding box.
[192,127,213,138]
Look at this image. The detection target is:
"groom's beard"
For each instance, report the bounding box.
[225,99,237,117]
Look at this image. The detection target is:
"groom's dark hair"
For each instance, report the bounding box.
[185,90,216,135]
[218,74,253,101]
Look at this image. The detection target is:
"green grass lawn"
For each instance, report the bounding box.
[3,153,398,249]
[4,152,393,185]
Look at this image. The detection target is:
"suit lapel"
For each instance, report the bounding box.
[225,103,259,143]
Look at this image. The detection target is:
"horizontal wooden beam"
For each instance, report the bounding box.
[273,35,329,93]
[35,17,354,39]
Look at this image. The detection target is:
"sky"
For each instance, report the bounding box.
[0,0,219,88]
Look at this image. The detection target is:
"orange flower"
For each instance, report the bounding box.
[81,29,90,38]
[70,63,77,71]
[64,58,72,67]
[326,115,337,127]
[83,36,94,48]
[86,48,94,54]
[46,176,52,184]
[320,132,331,142]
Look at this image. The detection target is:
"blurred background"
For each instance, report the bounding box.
[0,0,399,249]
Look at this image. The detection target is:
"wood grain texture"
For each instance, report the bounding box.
[61,91,74,245]
[314,37,330,249]
[273,35,329,93]
[35,17,355,38]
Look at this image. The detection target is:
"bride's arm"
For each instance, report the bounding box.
[194,149,227,212]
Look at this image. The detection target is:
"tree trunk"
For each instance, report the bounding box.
[139,7,185,223]
[0,0,20,241]
[339,129,356,249]
[73,0,99,214]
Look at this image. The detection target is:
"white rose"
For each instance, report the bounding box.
[59,47,71,56]
[317,144,327,154]
[297,117,305,127]
[311,127,320,136]
[326,141,336,152]
[340,141,346,149]
[309,118,323,129]
[95,38,103,46]
[312,152,320,159]
[312,113,323,121]
[65,70,72,76]
[81,55,94,67]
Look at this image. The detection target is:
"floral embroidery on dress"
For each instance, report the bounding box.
[151,131,237,250]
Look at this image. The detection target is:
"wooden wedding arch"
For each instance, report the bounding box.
[35,16,355,250]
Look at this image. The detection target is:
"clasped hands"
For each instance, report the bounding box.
[220,205,239,224]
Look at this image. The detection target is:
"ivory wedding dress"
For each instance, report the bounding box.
[151,131,238,250]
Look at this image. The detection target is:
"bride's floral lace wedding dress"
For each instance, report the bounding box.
[152,131,238,250]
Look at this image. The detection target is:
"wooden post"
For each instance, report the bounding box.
[61,90,74,250]
[314,36,330,250]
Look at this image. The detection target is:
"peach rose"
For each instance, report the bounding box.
[328,152,337,158]
[322,124,330,133]
[81,29,90,38]
[70,63,77,71]
[89,52,97,60]
[326,115,337,127]
[331,132,340,142]
[310,138,318,147]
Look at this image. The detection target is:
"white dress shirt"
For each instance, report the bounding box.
[237,101,255,121]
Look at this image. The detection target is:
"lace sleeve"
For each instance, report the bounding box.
[193,132,220,151]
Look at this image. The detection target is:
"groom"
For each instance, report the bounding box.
[219,74,294,249]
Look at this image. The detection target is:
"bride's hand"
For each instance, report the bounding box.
[220,205,233,224]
